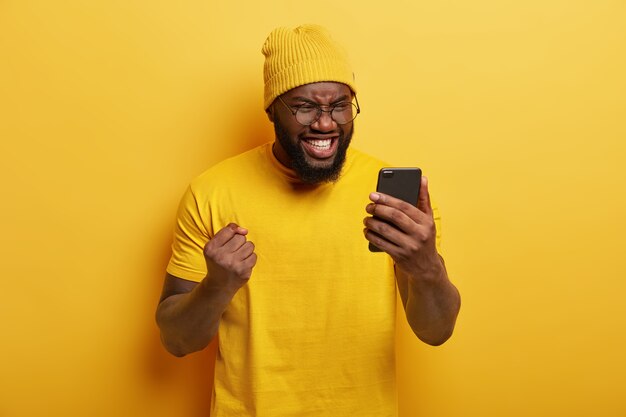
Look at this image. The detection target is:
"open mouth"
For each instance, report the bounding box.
[301,137,338,160]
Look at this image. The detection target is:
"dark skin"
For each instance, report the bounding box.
[268,82,353,172]
[364,176,460,345]
[156,224,255,357]
[156,82,460,356]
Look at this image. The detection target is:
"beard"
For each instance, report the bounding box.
[274,121,353,185]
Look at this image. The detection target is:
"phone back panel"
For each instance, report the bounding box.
[369,168,422,252]
[376,168,422,205]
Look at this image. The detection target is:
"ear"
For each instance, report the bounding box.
[266,106,275,123]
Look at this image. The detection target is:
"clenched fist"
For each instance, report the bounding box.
[203,223,257,292]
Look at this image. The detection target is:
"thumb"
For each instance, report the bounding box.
[417,176,433,214]
[227,222,248,235]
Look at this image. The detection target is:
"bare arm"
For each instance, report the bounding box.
[394,255,460,345]
[363,176,461,346]
[156,223,257,357]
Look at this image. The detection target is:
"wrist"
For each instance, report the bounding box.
[397,252,445,285]
[199,274,241,299]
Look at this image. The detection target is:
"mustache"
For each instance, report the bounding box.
[274,121,354,184]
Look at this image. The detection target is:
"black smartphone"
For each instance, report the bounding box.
[368,168,422,252]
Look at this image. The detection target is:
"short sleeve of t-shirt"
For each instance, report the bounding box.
[166,185,212,282]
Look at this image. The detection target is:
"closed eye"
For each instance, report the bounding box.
[332,102,351,111]
[295,104,318,113]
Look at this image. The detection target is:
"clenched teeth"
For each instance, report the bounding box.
[304,139,332,150]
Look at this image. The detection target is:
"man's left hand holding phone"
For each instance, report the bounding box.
[363,175,440,274]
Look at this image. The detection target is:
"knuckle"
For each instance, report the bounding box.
[420,228,432,243]
[399,201,413,212]
[222,258,233,269]
[250,253,258,264]
[240,264,254,279]
[390,210,403,223]
[204,246,219,260]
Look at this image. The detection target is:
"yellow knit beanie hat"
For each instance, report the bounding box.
[262,24,356,109]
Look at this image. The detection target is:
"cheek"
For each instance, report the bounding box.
[285,125,307,141]
[276,114,306,138]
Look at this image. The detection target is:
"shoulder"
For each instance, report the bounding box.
[334,147,388,191]
[344,147,389,176]
[189,143,270,194]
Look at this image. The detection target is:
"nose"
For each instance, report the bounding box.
[310,109,336,132]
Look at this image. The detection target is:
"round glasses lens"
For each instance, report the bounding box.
[294,102,358,125]
[331,103,357,124]
[295,106,320,125]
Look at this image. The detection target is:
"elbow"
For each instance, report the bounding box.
[412,314,459,346]
[156,317,214,357]
[154,299,217,357]
[155,311,201,358]
[159,331,208,358]
[417,328,454,346]
[420,292,461,346]
[162,337,190,358]
[157,324,188,357]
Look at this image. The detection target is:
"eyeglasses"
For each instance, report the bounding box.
[277,95,360,126]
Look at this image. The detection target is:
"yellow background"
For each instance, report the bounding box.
[1,1,625,416]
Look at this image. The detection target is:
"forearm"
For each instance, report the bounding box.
[397,258,461,346]
[156,278,237,357]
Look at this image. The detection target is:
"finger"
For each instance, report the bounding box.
[234,241,255,261]
[369,192,422,223]
[239,252,258,277]
[364,216,411,247]
[363,227,400,255]
[365,202,417,232]
[209,223,248,248]
[417,176,433,215]
[228,222,248,235]
[222,233,247,253]
[242,251,257,266]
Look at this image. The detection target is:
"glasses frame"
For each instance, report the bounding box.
[277,94,360,126]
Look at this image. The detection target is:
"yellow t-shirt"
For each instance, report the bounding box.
[167,142,440,416]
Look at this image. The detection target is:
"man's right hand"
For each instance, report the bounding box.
[156,223,257,356]
[203,223,257,292]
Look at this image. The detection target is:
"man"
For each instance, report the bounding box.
[156,24,460,417]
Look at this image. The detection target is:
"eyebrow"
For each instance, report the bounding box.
[289,95,350,105]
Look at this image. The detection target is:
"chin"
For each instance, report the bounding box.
[274,119,353,184]
[303,155,336,170]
